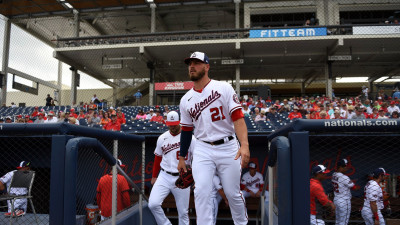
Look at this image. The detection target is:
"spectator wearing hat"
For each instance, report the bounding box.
[0,161,31,217]
[240,162,264,198]
[388,101,399,115]
[266,107,280,122]
[133,90,142,106]
[150,109,164,123]
[45,111,58,123]
[96,160,130,220]
[69,108,78,119]
[146,108,156,120]
[368,108,379,119]
[87,111,101,126]
[279,99,291,113]
[332,159,360,225]
[377,108,388,119]
[34,113,45,124]
[307,108,319,119]
[346,105,356,119]
[361,168,388,225]
[351,107,366,119]
[288,106,302,120]
[310,165,335,225]
[31,107,40,118]
[135,110,146,120]
[241,103,251,118]
[255,109,267,122]
[104,112,121,131]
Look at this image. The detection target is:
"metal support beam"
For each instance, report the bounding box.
[150,3,156,33]
[235,65,240,96]
[1,18,11,106]
[112,87,117,107]
[7,68,59,90]
[57,61,63,106]
[234,0,241,29]
[71,69,78,105]
[326,61,333,99]
[301,82,306,95]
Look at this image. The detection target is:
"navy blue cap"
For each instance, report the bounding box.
[17,161,31,169]
[312,165,330,175]
[337,159,348,167]
[372,168,387,177]
[184,51,209,65]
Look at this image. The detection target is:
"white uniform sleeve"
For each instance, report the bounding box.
[367,185,379,202]
[224,83,242,115]
[0,171,13,185]
[343,176,354,188]
[241,173,247,185]
[258,172,265,186]
[179,95,194,127]
[154,135,164,156]
[213,175,222,190]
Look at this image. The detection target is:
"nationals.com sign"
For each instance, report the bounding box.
[155,82,194,91]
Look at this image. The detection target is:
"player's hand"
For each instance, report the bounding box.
[151,177,157,185]
[177,157,187,173]
[235,145,250,168]
[224,199,229,206]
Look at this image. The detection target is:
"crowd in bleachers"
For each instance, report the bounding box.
[1,90,400,133]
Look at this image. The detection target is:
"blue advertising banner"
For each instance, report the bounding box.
[249,27,327,38]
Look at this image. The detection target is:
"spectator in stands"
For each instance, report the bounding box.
[278,99,290,113]
[17,117,25,123]
[392,88,400,99]
[58,112,67,122]
[340,104,349,119]
[135,110,146,120]
[101,112,111,126]
[266,107,279,122]
[368,108,379,119]
[364,100,373,114]
[391,111,399,119]
[377,109,388,119]
[331,110,341,119]
[351,107,366,119]
[134,90,142,106]
[91,94,99,104]
[117,111,126,125]
[45,94,53,107]
[5,117,12,123]
[150,109,163,123]
[377,89,388,101]
[69,108,78,118]
[307,108,319,119]
[96,160,130,220]
[146,108,156,120]
[87,111,101,126]
[319,111,328,119]
[116,107,125,118]
[68,117,77,125]
[288,106,302,120]
[242,103,251,117]
[310,165,335,225]
[380,102,389,113]
[0,118,3,123]
[78,110,86,119]
[304,19,311,26]
[0,161,31,217]
[163,105,170,117]
[347,105,355,119]
[255,110,266,122]
[361,85,369,101]
[252,108,260,120]
[24,115,33,123]
[241,162,264,198]
[45,111,58,123]
[104,112,121,131]
[31,107,39,118]
[388,101,400,115]
[34,113,45,124]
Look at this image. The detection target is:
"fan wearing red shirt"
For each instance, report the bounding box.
[96,160,130,220]
[310,165,335,225]
[69,108,78,118]
[288,106,302,120]
[103,112,121,131]
[150,109,164,123]
[31,107,40,118]
[117,111,126,125]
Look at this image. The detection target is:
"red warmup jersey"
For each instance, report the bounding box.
[310,178,332,215]
[288,112,302,120]
[104,121,121,131]
[117,117,126,124]
[96,174,130,217]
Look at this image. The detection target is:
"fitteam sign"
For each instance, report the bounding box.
[249,27,327,38]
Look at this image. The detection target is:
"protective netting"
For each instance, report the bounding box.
[76,138,143,224]
[310,134,400,224]
[0,136,52,225]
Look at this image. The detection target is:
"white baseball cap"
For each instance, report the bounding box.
[166,111,180,126]
[184,51,209,65]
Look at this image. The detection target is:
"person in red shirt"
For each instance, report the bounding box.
[116,111,126,125]
[368,108,379,119]
[310,165,335,225]
[288,106,302,120]
[77,110,86,119]
[103,112,121,131]
[31,107,39,118]
[69,108,78,118]
[24,115,33,123]
[150,109,164,123]
[96,160,131,220]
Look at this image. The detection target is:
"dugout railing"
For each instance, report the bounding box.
[266,119,400,225]
[0,122,149,225]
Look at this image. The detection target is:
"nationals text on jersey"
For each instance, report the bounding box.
[189,90,222,120]
[161,142,181,155]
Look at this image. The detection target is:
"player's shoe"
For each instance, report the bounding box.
[4,212,12,217]
[15,209,25,217]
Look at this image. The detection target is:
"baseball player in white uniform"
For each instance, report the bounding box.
[241,162,264,198]
[332,159,360,225]
[177,51,250,225]
[0,161,31,217]
[148,111,195,225]
[210,174,229,225]
[361,168,387,225]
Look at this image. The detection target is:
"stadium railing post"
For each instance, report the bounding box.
[112,139,118,225]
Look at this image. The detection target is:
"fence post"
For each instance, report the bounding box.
[112,140,118,225]
[138,141,146,225]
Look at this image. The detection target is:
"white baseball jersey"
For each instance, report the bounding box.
[241,171,264,194]
[363,180,384,210]
[332,172,354,200]
[179,80,242,142]
[0,170,28,212]
[154,131,195,173]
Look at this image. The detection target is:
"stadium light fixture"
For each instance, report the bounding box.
[146,0,154,2]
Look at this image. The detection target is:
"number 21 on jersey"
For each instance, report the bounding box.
[210,106,226,122]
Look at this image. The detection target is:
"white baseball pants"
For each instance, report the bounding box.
[361,207,385,225]
[211,194,222,225]
[148,170,190,225]
[192,140,248,225]
[310,214,325,225]
[334,198,351,225]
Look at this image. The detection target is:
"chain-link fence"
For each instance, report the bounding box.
[310,134,400,224]
[0,136,52,225]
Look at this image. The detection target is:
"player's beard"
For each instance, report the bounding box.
[189,68,206,81]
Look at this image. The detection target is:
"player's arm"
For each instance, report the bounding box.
[370,201,380,224]
[121,180,131,208]
[232,109,250,168]
[151,155,162,185]
[315,185,335,212]
[178,127,192,172]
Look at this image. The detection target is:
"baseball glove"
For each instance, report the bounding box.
[175,167,194,189]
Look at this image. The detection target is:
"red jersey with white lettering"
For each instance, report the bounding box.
[179,79,241,142]
[154,131,195,173]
